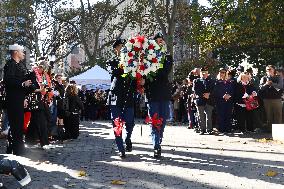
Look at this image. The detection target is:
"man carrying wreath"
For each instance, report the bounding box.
[144,33,173,158]
[106,38,136,159]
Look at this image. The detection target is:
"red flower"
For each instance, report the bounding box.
[128,52,133,57]
[137,36,145,44]
[129,39,135,43]
[134,47,140,52]
[148,44,154,50]
[139,65,145,71]
[152,57,158,63]
[136,72,142,79]
[113,117,125,137]
[128,59,132,64]
[145,113,163,131]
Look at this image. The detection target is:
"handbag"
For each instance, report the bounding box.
[242,85,259,111]
[243,96,259,111]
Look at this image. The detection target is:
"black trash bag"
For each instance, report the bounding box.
[0,159,31,186]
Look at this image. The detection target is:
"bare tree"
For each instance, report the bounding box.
[148,0,177,56]
[52,0,141,67]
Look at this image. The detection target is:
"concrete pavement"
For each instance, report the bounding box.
[0,120,284,189]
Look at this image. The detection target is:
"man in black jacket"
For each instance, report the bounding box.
[145,33,173,158]
[107,38,136,158]
[3,44,32,155]
[193,66,215,135]
[259,65,283,131]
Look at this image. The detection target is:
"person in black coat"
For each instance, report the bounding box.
[25,61,51,147]
[78,85,88,121]
[3,44,32,155]
[52,74,65,137]
[193,66,215,135]
[234,73,258,132]
[64,84,83,139]
[106,38,136,158]
[259,65,283,131]
[144,33,173,158]
[213,68,235,133]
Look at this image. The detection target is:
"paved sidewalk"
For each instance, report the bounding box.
[0,121,284,189]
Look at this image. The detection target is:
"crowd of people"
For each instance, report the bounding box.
[0,44,85,155]
[170,65,284,135]
[0,35,283,160]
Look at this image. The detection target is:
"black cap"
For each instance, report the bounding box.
[200,66,208,72]
[153,32,164,40]
[237,65,244,72]
[112,38,126,48]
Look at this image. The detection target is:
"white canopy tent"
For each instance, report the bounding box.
[70,65,111,90]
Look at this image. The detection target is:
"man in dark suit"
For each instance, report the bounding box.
[106,38,136,158]
[3,44,32,155]
[193,66,215,135]
[144,33,173,158]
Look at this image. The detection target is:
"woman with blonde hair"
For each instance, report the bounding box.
[213,68,235,133]
[64,84,83,139]
[234,73,257,132]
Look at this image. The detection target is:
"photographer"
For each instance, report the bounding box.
[259,65,283,131]
[25,61,52,148]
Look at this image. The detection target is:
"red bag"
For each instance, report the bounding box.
[244,96,259,111]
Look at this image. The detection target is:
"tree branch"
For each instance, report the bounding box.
[148,0,167,36]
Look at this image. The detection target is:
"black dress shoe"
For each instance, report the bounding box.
[125,141,132,152]
[125,144,132,152]
[154,149,161,158]
[119,151,126,159]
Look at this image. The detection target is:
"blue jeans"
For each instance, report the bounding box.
[50,102,58,136]
[168,102,174,121]
[2,109,9,131]
[110,106,135,152]
[147,101,169,150]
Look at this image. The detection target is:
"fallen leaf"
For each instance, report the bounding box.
[265,170,278,177]
[78,170,86,177]
[258,138,273,143]
[68,183,76,187]
[243,142,247,144]
[111,180,127,185]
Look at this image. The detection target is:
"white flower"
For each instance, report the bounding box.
[148,49,154,54]
[131,72,136,77]
[125,42,133,50]
[143,42,149,50]
[134,41,141,48]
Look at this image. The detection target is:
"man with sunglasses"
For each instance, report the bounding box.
[259,65,283,131]
[3,44,32,155]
